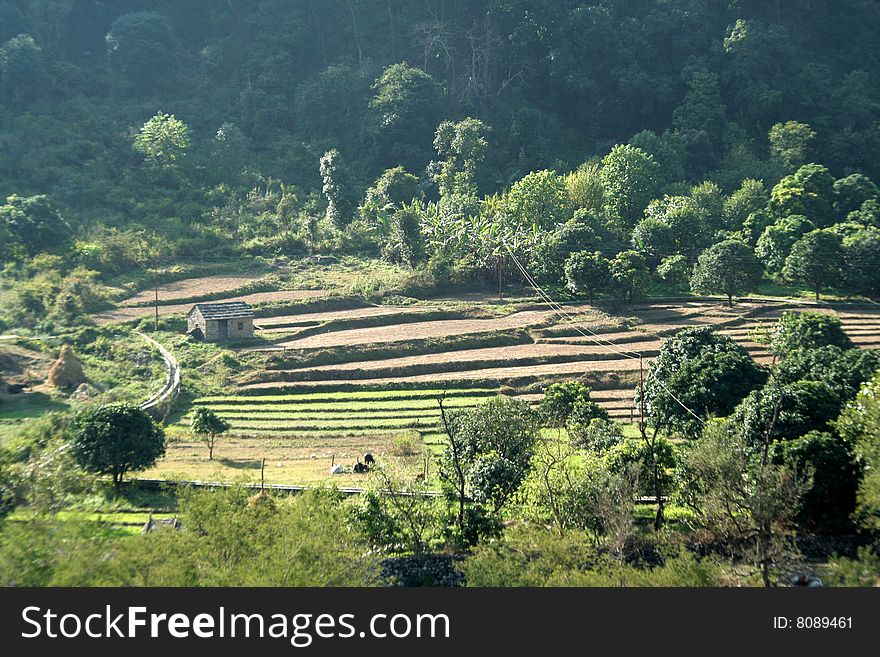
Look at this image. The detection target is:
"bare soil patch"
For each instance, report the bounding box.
[120,275,264,307]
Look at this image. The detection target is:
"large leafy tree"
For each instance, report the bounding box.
[783,229,844,301]
[722,179,769,231]
[755,214,815,274]
[843,226,880,298]
[768,121,816,171]
[770,164,836,227]
[133,113,191,169]
[837,373,880,531]
[564,250,610,305]
[505,170,572,231]
[431,117,490,199]
[0,33,44,106]
[642,327,767,439]
[768,311,853,358]
[438,396,539,547]
[690,239,762,306]
[0,194,71,261]
[319,149,358,228]
[600,145,660,230]
[68,404,165,487]
[609,250,650,302]
[106,12,178,87]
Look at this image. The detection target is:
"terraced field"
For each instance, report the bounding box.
[147,294,880,486]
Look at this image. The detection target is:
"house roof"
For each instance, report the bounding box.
[189,301,254,320]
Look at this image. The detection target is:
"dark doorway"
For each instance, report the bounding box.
[218,320,229,339]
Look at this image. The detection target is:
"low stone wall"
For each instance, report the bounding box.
[380,554,466,587]
[137,332,181,423]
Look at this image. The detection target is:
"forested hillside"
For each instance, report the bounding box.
[2,1,880,269]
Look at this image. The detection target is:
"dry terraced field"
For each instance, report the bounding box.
[146,294,880,486]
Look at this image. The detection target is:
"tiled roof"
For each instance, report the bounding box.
[190,302,254,320]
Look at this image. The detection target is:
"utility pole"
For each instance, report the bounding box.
[153,265,159,333]
[638,355,646,437]
[498,253,503,301]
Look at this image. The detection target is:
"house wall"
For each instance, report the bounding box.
[187,311,206,336]
[187,309,254,341]
[226,317,254,339]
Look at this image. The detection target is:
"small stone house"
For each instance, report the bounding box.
[186,302,255,341]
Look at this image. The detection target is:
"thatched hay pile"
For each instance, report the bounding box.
[47,345,86,389]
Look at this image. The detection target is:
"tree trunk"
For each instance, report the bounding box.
[727,293,733,307]
[209,442,214,460]
[815,287,820,302]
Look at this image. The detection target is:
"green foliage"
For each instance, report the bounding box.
[834,173,879,217]
[769,311,854,358]
[0,194,70,261]
[723,179,769,231]
[609,250,650,302]
[0,33,44,106]
[770,431,861,533]
[106,12,178,87]
[564,163,604,212]
[600,145,660,228]
[825,548,880,587]
[68,404,165,486]
[643,327,767,437]
[319,149,358,228]
[462,525,722,587]
[505,170,571,231]
[607,437,676,499]
[190,407,230,461]
[690,239,762,305]
[755,214,815,274]
[539,381,594,427]
[133,113,191,168]
[769,121,816,171]
[564,250,610,304]
[656,254,689,290]
[837,373,880,531]
[431,118,490,198]
[382,202,426,268]
[783,229,844,300]
[568,418,624,453]
[843,226,880,298]
[770,164,836,227]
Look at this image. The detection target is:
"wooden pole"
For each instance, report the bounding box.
[498,254,503,301]
[638,356,646,434]
[154,267,159,333]
[260,458,266,490]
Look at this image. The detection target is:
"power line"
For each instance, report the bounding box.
[502,242,707,426]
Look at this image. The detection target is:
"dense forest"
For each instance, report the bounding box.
[3,1,880,318]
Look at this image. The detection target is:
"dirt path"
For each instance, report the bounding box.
[256,305,441,329]
[272,309,558,349]
[93,290,326,325]
[120,275,264,307]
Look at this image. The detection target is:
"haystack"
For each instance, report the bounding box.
[247,490,277,512]
[47,344,86,389]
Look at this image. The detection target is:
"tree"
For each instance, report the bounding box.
[133,113,191,169]
[431,118,490,198]
[769,121,816,171]
[723,179,769,231]
[565,163,604,212]
[837,373,880,531]
[600,145,660,229]
[0,194,71,261]
[539,381,594,427]
[690,239,762,306]
[770,431,862,533]
[106,12,178,87]
[755,215,815,274]
[564,251,610,305]
[369,62,442,164]
[319,149,357,228]
[680,421,807,587]
[843,226,880,298]
[768,311,853,359]
[770,164,836,227]
[783,229,844,301]
[656,255,689,291]
[438,396,539,547]
[68,405,165,488]
[190,407,230,461]
[834,173,879,217]
[642,327,768,439]
[505,170,572,231]
[609,250,650,302]
[382,201,425,268]
[0,33,44,106]
[362,166,421,223]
